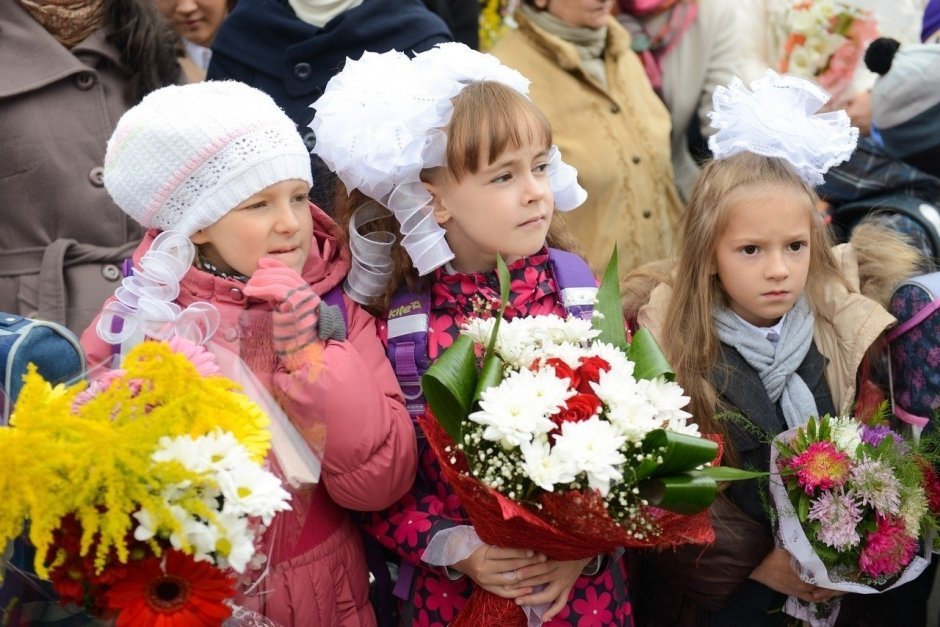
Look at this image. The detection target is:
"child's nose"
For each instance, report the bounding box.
[523,173,546,202]
[765,251,789,279]
[274,201,300,232]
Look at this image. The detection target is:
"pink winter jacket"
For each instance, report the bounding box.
[81,204,417,626]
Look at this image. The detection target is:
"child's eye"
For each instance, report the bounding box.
[788,241,807,252]
[292,193,308,203]
[240,201,266,211]
[741,245,759,255]
[491,173,512,184]
[533,162,550,174]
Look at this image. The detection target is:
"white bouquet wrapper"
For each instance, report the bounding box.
[209,342,321,488]
[769,427,931,627]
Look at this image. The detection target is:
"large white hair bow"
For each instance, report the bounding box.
[708,71,859,186]
[310,43,587,303]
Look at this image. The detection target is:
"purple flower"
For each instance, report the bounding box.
[861,424,904,449]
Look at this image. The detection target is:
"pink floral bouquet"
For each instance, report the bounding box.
[777,0,879,105]
[770,415,939,626]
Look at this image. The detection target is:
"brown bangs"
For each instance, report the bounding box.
[444,81,552,181]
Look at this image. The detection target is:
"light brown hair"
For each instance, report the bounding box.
[660,153,847,442]
[334,80,578,314]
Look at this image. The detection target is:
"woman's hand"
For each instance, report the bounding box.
[512,557,594,621]
[749,548,839,603]
[451,545,546,599]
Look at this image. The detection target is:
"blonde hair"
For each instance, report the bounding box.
[661,153,847,442]
[334,80,578,314]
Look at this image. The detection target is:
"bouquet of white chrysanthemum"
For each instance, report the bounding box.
[419,251,757,626]
[456,313,707,536]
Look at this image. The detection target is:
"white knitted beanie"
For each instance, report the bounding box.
[104,81,313,236]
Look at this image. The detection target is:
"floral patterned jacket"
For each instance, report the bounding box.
[364,249,634,626]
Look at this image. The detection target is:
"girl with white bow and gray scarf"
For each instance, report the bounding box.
[630,73,916,626]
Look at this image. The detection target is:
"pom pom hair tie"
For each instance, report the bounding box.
[310,43,588,303]
[707,70,859,186]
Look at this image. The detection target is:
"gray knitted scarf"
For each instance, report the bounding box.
[713,296,818,429]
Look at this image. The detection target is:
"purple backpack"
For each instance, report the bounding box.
[887,271,940,431]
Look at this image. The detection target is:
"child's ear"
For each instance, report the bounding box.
[190,230,209,245]
[424,181,451,226]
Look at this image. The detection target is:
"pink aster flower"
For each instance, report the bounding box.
[789,441,851,494]
[851,457,901,516]
[859,516,917,580]
[808,489,863,550]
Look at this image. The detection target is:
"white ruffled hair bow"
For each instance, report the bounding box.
[708,70,859,186]
[310,43,588,303]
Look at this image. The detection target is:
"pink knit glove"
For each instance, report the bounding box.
[244,258,321,360]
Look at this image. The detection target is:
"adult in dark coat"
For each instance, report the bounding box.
[207,0,452,210]
[0,0,181,336]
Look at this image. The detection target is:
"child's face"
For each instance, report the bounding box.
[427,142,554,273]
[713,185,812,327]
[191,179,313,277]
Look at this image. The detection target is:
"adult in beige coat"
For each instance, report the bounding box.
[617,0,741,201]
[0,0,180,336]
[492,0,684,277]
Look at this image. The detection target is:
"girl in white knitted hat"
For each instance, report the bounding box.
[80,80,416,626]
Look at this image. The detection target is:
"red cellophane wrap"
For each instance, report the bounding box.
[420,412,716,626]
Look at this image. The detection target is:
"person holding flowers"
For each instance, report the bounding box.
[310,43,634,625]
[631,71,923,625]
[80,80,417,626]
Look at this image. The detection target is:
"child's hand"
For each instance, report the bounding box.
[451,545,546,600]
[750,547,827,603]
[245,258,322,358]
[244,257,310,304]
[512,557,593,621]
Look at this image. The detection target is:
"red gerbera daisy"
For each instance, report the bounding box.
[105,550,235,627]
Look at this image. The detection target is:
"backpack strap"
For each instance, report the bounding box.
[885,272,940,342]
[548,247,597,320]
[385,290,431,419]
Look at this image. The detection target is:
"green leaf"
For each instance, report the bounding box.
[593,246,628,350]
[642,430,718,478]
[473,354,504,404]
[482,256,511,363]
[629,328,674,382]
[421,334,478,442]
[798,491,810,523]
[697,466,767,481]
[639,474,717,515]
